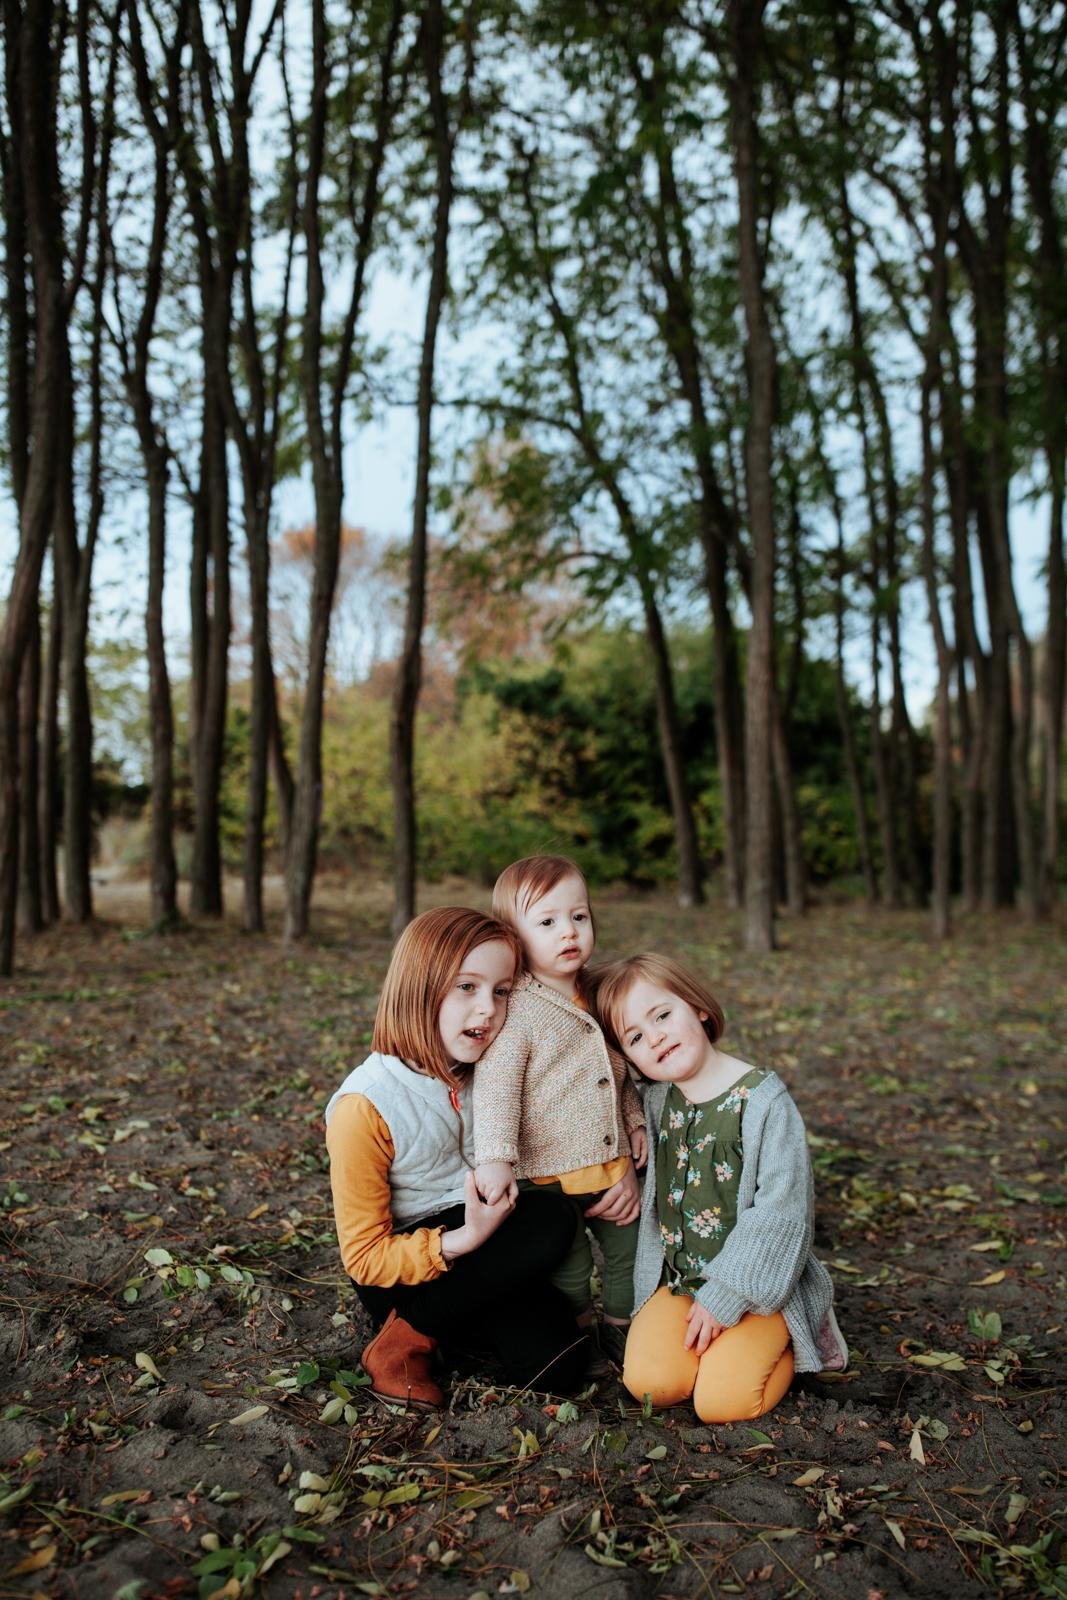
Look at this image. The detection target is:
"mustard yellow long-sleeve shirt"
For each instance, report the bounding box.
[326,1093,450,1287]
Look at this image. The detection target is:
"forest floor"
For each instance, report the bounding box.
[0,876,1064,1600]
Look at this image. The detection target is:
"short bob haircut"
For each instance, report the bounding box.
[492,854,596,939]
[372,906,522,1088]
[591,953,726,1073]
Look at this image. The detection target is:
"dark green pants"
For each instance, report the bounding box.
[522,1179,638,1321]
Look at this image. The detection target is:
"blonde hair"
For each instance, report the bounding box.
[372,907,521,1088]
[492,854,596,939]
[591,953,725,1069]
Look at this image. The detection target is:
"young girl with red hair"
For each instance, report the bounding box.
[325,906,586,1407]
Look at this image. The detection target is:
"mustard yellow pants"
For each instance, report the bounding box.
[622,1287,794,1423]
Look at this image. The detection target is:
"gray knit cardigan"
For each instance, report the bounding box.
[632,1072,848,1373]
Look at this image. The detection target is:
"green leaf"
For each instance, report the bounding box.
[295,1362,320,1387]
[380,1482,421,1506]
[144,1248,174,1268]
[190,1549,237,1575]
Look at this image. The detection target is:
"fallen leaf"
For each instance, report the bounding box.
[909,1429,926,1464]
[134,1351,163,1382]
[3,1543,57,1578]
[1005,1493,1028,1527]
[227,1404,269,1426]
[969,1270,1006,1286]
[793,1467,826,1487]
[100,1489,146,1506]
[884,1518,906,1549]
[968,1240,1003,1252]
[258,1539,292,1575]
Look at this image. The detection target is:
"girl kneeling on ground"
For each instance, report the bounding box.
[325,906,587,1408]
[594,953,848,1424]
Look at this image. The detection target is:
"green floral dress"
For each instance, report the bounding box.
[656,1066,769,1295]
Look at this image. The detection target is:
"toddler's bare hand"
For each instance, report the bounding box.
[474,1161,517,1206]
[684,1301,725,1355]
[584,1161,640,1225]
[630,1127,648,1169]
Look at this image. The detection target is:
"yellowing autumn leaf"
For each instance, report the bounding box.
[4,1543,57,1578]
[134,1352,163,1382]
[227,1405,269,1426]
[909,1428,926,1464]
[969,1270,1006,1286]
[793,1467,826,1487]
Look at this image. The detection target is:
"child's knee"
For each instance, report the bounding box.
[692,1316,794,1424]
[622,1355,693,1410]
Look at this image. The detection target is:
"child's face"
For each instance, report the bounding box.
[438,939,515,1066]
[618,977,713,1085]
[516,871,594,985]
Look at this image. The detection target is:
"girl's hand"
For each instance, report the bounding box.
[442,1171,514,1261]
[474,1161,517,1205]
[684,1301,725,1355]
[630,1128,648,1169]
[584,1161,640,1225]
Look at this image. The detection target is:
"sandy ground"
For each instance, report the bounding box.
[1,876,1064,1598]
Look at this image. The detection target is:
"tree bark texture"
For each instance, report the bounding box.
[0,0,65,975]
[37,576,61,922]
[16,604,42,933]
[286,0,402,942]
[391,0,455,937]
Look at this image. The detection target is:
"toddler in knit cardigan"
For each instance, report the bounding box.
[594,951,847,1423]
[472,855,646,1370]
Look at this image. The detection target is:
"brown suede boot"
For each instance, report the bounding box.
[361,1309,444,1409]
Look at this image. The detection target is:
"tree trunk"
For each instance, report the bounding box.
[729,0,776,953]
[940,355,984,912]
[286,0,402,942]
[642,583,704,907]
[869,611,902,908]
[515,146,706,913]
[146,444,178,926]
[268,666,294,848]
[0,0,65,975]
[1010,0,1065,909]
[16,604,42,933]
[391,0,456,937]
[38,573,60,921]
[771,696,805,916]
[628,32,745,907]
[52,353,94,923]
[189,358,229,917]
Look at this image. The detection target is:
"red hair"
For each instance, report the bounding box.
[591,953,725,1071]
[372,907,521,1088]
[492,854,596,938]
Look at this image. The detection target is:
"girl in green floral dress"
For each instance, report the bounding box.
[594,954,847,1423]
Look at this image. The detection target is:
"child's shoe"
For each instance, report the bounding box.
[361,1309,444,1409]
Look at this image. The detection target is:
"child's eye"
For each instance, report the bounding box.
[657,1010,670,1022]
[537,917,554,927]
[574,911,588,921]
[627,1031,642,1047]
[457,981,475,992]
[494,985,511,998]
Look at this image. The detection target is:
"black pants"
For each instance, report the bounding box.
[356,1190,588,1395]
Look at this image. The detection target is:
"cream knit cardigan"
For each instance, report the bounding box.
[472,972,646,1178]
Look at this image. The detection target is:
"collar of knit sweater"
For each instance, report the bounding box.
[516,970,589,1015]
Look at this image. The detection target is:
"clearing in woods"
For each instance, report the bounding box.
[0,879,1064,1598]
